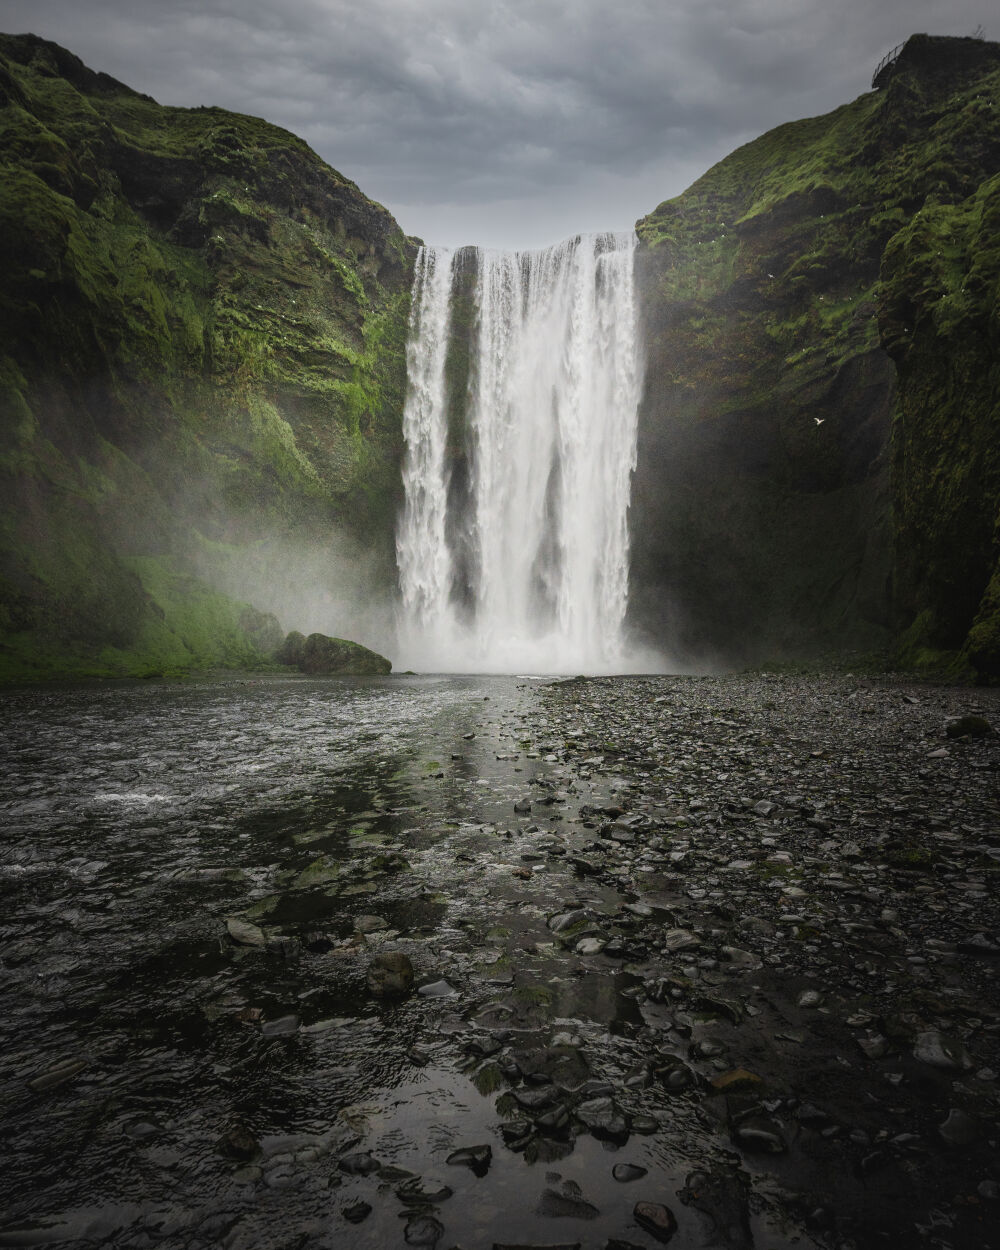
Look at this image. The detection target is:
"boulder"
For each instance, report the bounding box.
[366,951,414,997]
[278,631,391,676]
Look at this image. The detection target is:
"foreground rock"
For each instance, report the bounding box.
[366,951,415,997]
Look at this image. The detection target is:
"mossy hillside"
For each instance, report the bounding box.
[632,34,1000,673]
[633,86,894,663]
[0,33,415,681]
[878,169,1000,677]
[0,553,282,684]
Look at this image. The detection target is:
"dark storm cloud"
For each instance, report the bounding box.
[3,1,995,245]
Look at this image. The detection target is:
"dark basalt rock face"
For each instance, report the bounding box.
[632,34,1000,680]
[0,33,416,682]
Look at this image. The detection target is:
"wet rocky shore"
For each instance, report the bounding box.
[0,672,997,1249]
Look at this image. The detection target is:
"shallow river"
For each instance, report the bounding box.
[1,673,998,1250]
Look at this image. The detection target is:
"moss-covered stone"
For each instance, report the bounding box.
[298,631,391,675]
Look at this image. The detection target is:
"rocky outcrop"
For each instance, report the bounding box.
[276,629,391,675]
[632,34,1000,679]
[0,34,415,682]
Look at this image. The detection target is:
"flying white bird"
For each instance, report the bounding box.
[814,417,825,425]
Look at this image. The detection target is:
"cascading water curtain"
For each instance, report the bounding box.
[397,232,643,673]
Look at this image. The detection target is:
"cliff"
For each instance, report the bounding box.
[0,34,414,681]
[633,33,1000,679]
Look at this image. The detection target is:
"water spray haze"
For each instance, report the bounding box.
[397,232,649,673]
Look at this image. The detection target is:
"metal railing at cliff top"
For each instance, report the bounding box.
[872,42,905,88]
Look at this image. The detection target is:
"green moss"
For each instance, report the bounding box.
[0,33,415,682]
[632,34,1000,671]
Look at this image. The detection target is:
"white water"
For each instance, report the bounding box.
[396,232,643,673]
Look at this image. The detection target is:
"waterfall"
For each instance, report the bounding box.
[396,232,643,673]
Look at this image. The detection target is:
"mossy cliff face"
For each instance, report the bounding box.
[633,34,1000,677]
[0,34,414,681]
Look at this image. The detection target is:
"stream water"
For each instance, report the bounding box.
[2,673,998,1250]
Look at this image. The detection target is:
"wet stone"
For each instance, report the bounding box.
[537,1188,599,1219]
[612,1162,648,1182]
[354,914,390,933]
[548,909,590,933]
[338,1151,382,1175]
[958,932,1000,958]
[732,1119,787,1153]
[405,1214,445,1246]
[447,1144,492,1175]
[516,1084,559,1110]
[261,1014,299,1037]
[418,978,457,997]
[343,1201,372,1224]
[912,1030,972,1070]
[499,1119,534,1148]
[633,1201,678,1243]
[575,1096,629,1141]
[366,951,414,997]
[226,918,266,947]
[537,1104,570,1135]
[216,1124,260,1161]
[28,1058,89,1092]
[398,1175,454,1204]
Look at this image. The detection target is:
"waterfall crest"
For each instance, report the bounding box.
[397,232,643,673]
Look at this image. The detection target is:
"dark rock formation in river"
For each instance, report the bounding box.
[0,33,415,681]
[632,34,1000,679]
[277,629,392,675]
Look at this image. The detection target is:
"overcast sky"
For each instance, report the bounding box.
[2,1,994,248]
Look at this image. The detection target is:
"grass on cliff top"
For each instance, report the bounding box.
[638,92,886,248]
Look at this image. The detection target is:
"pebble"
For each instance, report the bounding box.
[397,1176,454,1203]
[354,914,390,933]
[613,1162,648,1182]
[446,1144,492,1175]
[633,1201,678,1242]
[418,979,457,997]
[537,1187,599,1219]
[338,1152,382,1175]
[366,951,414,997]
[575,1096,629,1141]
[226,918,266,947]
[216,1125,259,1161]
[912,1030,973,1071]
[404,1215,444,1246]
[261,1014,299,1037]
[28,1058,89,1092]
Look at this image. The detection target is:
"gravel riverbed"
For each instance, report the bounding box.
[0,672,997,1249]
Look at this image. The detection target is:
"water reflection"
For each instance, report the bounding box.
[0,674,711,1249]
